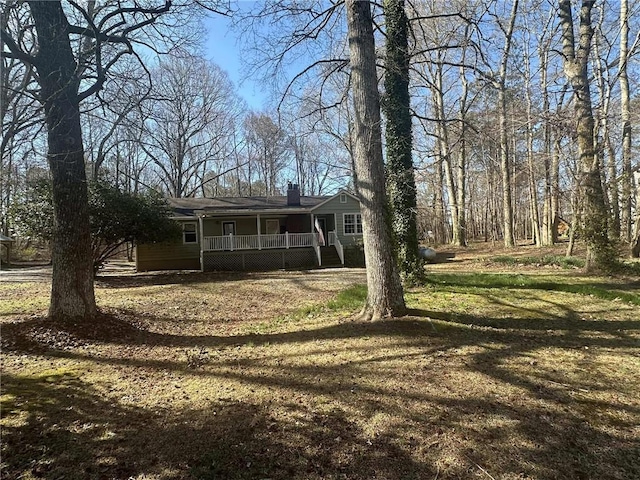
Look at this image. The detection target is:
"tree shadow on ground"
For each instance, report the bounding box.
[3,286,639,479]
[425,273,640,304]
[95,270,252,288]
[1,373,437,480]
[95,268,365,290]
[3,318,639,480]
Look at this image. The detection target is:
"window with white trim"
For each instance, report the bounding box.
[182,222,197,244]
[265,219,279,234]
[340,193,347,203]
[343,213,362,235]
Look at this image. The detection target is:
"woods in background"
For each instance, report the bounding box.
[2,0,639,266]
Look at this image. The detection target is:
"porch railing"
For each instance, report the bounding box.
[332,231,344,264]
[203,232,316,252]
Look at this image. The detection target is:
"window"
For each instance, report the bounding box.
[343,213,362,235]
[340,193,347,204]
[183,222,197,244]
[265,219,279,234]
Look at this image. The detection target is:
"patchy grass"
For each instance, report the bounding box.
[293,284,368,319]
[424,272,640,305]
[491,254,585,269]
[1,260,639,480]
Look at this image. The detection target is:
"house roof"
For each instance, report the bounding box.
[0,233,14,243]
[168,194,342,216]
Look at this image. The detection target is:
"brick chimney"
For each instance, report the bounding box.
[287,182,300,206]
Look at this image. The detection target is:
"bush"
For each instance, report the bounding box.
[9,178,181,273]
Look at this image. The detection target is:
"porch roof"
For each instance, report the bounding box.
[168,195,328,216]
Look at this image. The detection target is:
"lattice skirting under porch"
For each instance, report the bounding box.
[203,248,317,272]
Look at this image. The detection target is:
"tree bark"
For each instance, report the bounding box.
[619,0,632,245]
[455,62,468,247]
[382,0,423,283]
[559,0,616,272]
[524,38,541,246]
[434,148,446,244]
[631,172,640,257]
[29,1,96,320]
[497,0,518,247]
[432,61,460,247]
[592,12,620,240]
[345,0,406,320]
[550,134,561,243]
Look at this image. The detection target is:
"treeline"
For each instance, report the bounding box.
[2,0,639,254]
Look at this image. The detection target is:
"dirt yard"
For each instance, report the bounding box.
[1,244,639,479]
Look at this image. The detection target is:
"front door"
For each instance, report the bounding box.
[222,221,236,235]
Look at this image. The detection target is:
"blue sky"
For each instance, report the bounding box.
[203,7,267,110]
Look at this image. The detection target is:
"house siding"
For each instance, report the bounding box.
[136,219,200,271]
[312,194,363,246]
[136,241,200,271]
[203,215,312,236]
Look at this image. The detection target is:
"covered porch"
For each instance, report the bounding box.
[198,213,343,270]
[203,232,318,252]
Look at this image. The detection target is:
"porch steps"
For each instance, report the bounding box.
[320,246,342,267]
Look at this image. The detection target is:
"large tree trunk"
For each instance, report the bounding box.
[345,0,406,320]
[382,0,423,284]
[559,0,615,272]
[29,1,96,320]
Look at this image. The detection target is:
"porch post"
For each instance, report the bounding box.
[198,215,204,272]
[286,231,290,249]
[257,214,261,250]
[310,213,315,237]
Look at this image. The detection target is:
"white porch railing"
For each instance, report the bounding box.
[332,231,344,264]
[203,232,316,252]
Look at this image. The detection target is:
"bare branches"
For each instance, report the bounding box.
[276,58,349,114]
[1,28,36,65]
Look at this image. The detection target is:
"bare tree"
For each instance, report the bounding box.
[0,2,43,236]
[495,0,519,247]
[244,111,289,196]
[619,0,633,246]
[84,58,152,182]
[346,0,405,320]
[142,54,240,198]
[522,22,542,246]
[559,0,616,271]
[0,0,225,320]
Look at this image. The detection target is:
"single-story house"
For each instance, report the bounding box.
[136,184,363,272]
